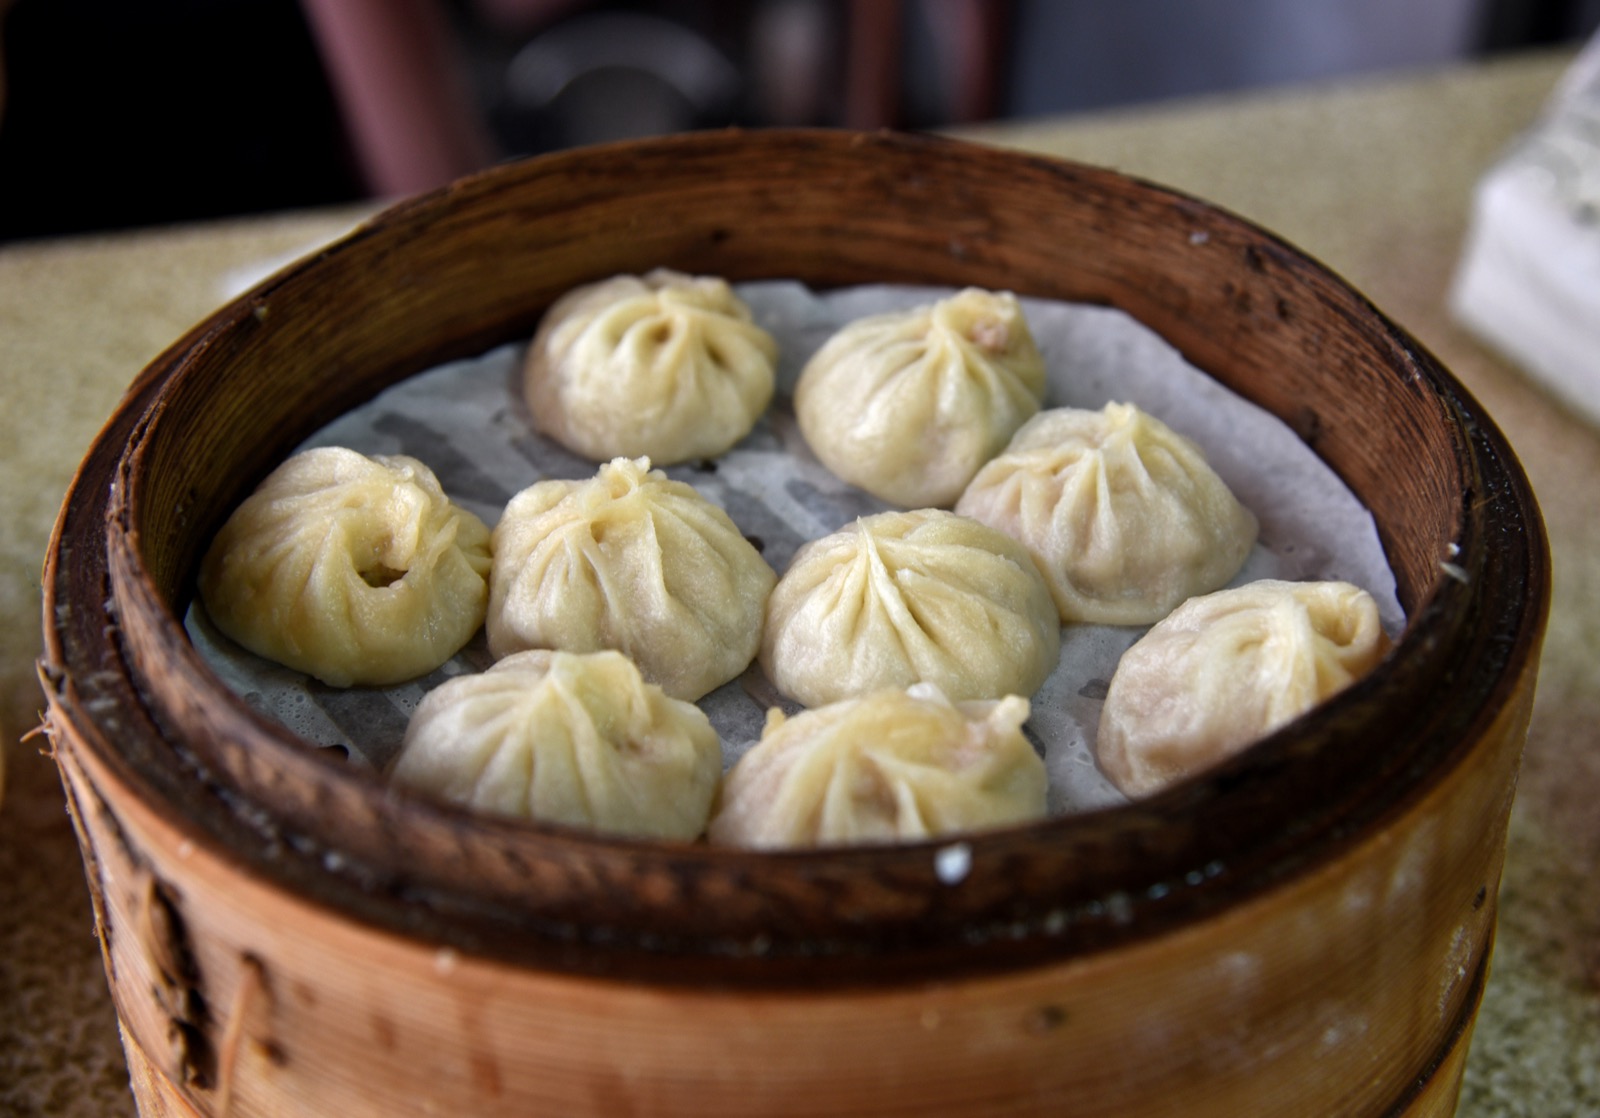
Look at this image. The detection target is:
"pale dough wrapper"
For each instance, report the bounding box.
[198,447,491,687]
[1097,579,1391,798]
[524,269,778,465]
[391,650,721,839]
[488,456,776,701]
[708,684,1045,848]
[955,402,1259,625]
[759,509,1061,707]
[794,288,1047,507]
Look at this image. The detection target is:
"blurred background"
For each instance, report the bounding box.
[0,0,1596,244]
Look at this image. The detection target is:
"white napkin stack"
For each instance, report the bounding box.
[1451,35,1600,427]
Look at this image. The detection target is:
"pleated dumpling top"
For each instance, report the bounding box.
[198,447,491,687]
[1097,579,1390,797]
[524,269,777,466]
[392,649,721,839]
[488,457,776,701]
[709,684,1045,848]
[759,509,1060,708]
[957,402,1258,625]
[794,288,1046,508]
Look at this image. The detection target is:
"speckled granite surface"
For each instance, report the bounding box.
[2,50,1594,1117]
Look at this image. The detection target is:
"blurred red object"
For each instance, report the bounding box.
[301,0,497,197]
[301,0,1012,197]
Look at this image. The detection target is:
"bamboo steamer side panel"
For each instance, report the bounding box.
[45,648,1535,1117]
[124,1043,207,1118]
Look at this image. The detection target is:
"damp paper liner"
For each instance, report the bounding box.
[186,281,1406,817]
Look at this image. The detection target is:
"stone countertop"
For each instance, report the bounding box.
[2,48,1595,1117]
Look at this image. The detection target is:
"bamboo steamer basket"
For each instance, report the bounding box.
[40,130,1548,1117]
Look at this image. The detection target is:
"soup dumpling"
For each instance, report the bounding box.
[708,684,1045,848]
[488,456,776,701]
[392,650,721,839]
[1097,579,1390,797]
[198,447,491,687]
[956,402,1258,625]
[524,270,778,465]
[794,288,1046,507]
[759,509,1060,707]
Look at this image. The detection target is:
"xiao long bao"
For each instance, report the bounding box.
[759,509,1060,707]
[391,650,722,840]
[1097,579,1392,798]
[523,269,778,465]
[487,456,776,701]
[708,684,1046,849]
[794,288,1047,507]
[956,402,1258,625]
[197,447,491,687]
